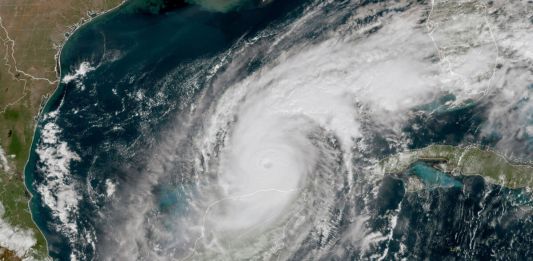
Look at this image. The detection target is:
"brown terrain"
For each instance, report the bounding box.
[0,0,123,259]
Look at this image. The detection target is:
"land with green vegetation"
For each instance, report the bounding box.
[0,0,248,259]
[0,0,123,259]
[375,145,533,189]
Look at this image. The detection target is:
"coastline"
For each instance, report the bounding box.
[9,0,532,259]
[21,1,127,259]
[375,144,533,190]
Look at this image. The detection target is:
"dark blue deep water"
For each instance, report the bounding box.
[26,1,311,258]
[24,0,533,260]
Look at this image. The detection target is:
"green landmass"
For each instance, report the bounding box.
[0,0,123,259]
[376,145,533,189]
[0,0,246,258]
[0,170,48,260]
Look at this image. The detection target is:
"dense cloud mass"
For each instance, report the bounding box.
[31,0,532,260]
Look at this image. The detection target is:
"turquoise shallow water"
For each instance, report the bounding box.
[407,162,463,189]
[23,0,533,259]
[25,0,309,259]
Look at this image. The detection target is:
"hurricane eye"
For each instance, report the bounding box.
[21,0,533,260]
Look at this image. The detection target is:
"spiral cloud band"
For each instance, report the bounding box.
[32,0,533,260]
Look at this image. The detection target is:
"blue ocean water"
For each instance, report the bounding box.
[407,162,463,189]
[372,174,533,260]
[25,0,309,258]
[22,0,533,259]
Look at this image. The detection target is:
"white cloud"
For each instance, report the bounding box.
[36,119,81,239]
[0,146,10,173]
[92,0,532,259]
[0,203,36,258]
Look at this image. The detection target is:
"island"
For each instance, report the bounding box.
[374,145,533,190]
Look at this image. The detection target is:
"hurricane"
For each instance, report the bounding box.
[26,0,533,260]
